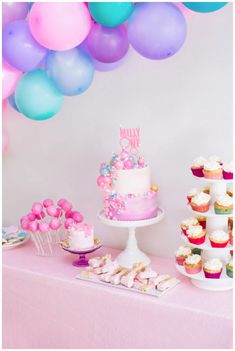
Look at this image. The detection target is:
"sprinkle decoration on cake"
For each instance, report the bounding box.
[97,128,158,221]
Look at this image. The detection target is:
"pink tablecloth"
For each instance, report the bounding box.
[3,241,233,349]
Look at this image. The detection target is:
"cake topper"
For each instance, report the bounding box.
[119,127,140,155]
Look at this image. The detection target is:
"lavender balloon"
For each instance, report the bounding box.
[87,24,129,63]
[2,20,48,72]
[93,52,128,72]
[2,2,29,27]
[128,3,187,60]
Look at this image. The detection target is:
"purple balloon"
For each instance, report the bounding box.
[128,3,187,60]
[87,24,129,63]
[93,51,129,72]
[2,2,30,27]
[2,20,48,72]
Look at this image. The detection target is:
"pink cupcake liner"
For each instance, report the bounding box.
[176,256,186,266]
[203,170,223,179]
[184,264,202,274]
[191,167,204,177]
[209,239,229,248]
[203,269,222,279]
[188,234,206,245]
[223,171,233,179]
[191,202,210,213]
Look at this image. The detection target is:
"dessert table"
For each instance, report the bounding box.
[3,241,232,349]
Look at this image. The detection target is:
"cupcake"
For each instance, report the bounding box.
[227,187,233,197]
[226,260,233,278]
[208,155,223,165]
[196,215,206,229]
[175,246,192,266]
[209,230,229,248]
[203,161,223,179]
[180,217,199,236]
[203,259,223,279]
[186,225,206,245]
[184,254,202,274]
[190,192,211,213]
[223,161,233,180]
[187,188,198,203]
[214,194,233,215]
[229,229,233,246]
[191,157,206,177]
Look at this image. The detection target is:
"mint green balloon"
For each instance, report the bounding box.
[15,69,64,121]
[89,2,134,27]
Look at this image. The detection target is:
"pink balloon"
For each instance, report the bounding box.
[32,202,43,215]
[72,211,84,223]
[21,219,29,230]
[62,201,72,212]
[39,222,50,233]
[2,59,22,99]
[28,221,38,233]
[29,3,92,50]
[35,211,46,220]
[49,218,61,230]
[57,198,67,207]
[65,210,74,219]
[64,218,74,229]
[46,205,57,217]
[43,198,54,208]
[27,213,36,221]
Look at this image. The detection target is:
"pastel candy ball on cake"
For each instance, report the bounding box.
[2,2,30,27]
[28,3,92,50]
[97,175,112,190]
[182,2,227,13]
[87,24,129,63]
[15,69,64,121]
[46,48,94,96]
[128,3,187,60]
[88,2,134,27]
[2,20,48,72]
[124,159,134,169]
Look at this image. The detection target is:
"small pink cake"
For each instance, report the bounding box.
[68,223,94,249]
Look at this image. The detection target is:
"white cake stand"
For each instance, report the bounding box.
[177,176,233,291]
[98,208,164,268]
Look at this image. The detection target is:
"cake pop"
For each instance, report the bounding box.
[72,211,84,223]
[65,210,74,219]
[20,215,28,223]
[35,211,46,220]
[39,222,50,233]
[28,221,38,233]
[43,198,54,208]
[62,201,72,212]
[21,219,30,230]
[46,205,57,217]
[50,218,61,242]
[31,202,43,215]
[55,208,63,218]
[27,213,36,221]
[57,198,67,207]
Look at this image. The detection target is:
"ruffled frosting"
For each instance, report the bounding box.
[186,225,203,237]
[209,230,229,242]
[192,192,211,205]
[223,161,233,173]
[204,258,223,271]
[185,254,201,265]
[175,246,191,257]
[216,194,233,207]
[181,217,198,227]
[192,157,206,167]
[188,188,198,197]
[208,155,222,164]
[203,161,222,171]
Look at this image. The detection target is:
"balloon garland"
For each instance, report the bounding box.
[2,2,228,123]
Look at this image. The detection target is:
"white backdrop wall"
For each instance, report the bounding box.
[3,5,233,257]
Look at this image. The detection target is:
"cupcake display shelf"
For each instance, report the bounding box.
[177,169,233,291]
[98,208,165,268]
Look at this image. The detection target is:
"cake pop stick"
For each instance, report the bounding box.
[28,221,44,255]
[49,218,61,243]
[39,222,52,255]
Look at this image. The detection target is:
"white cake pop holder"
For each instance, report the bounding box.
[176,176,233,291]
[98,207,165,268]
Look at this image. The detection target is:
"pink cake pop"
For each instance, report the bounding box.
[72,211,84,223]
[50,218,61,230]
[57,198,67,207]
[20,215,28,223]
[28,221,38,233]
[35,211,46,220]
[55,208,63,218]
[65,210,74,219]
[43,198,54,208]
[31,202,43,215]
[27,213,36,221]
[120,150,129,160]
[46,205,57,217]
[21,219,30,230]
[61,201,72,212]
[39,222,50,233]
[124,159,134,169]
[114,160,124,170]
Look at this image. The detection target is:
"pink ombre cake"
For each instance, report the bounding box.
[97,128,159,221]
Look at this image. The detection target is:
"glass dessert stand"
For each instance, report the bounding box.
[98,207,165,268]
[177,177,233,291]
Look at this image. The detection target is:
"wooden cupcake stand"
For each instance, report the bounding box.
[176,176,233,291]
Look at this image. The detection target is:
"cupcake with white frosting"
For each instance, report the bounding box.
[191,157,206,177]
[187,188,198,203]
[208,155,223,165]
[203,258,223,279]
[196,215,207,229]
[223,161,233,180]
[209,230,229,248]
[175,246,192,266]
[203,161,223,179]
[214,194,233,215]
[184,254,202,274]
[186,225,206,245]
[180,217,199,235]
[190,192,211,213]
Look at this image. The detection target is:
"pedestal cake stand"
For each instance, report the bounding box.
[98,208,164,268]
[176,176,233,291]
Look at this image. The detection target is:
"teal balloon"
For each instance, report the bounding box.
[183,2,227,13]
[15,70,64,121]
[8,93,20,112]
[89,2,134,27]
